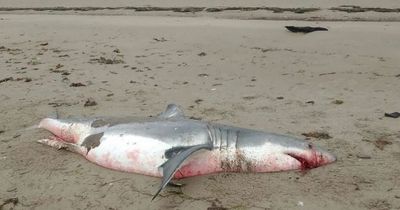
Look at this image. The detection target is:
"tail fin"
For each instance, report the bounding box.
[13,110,60,137]
[38,118,77,143]
[37,138,86,155]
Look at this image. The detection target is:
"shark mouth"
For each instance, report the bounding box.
[286,153,321,170]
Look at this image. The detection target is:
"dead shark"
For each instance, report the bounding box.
[37,104,336,200]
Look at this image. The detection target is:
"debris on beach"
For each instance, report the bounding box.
[356,154,371,159]
[0,77,32,83]
[55,63,64,69]
[384,112,400,118]
[15,77,32,82]
[302,131,332,139]
[330,5,400,13]
[0,77,13,84]
[297,201,304,207]
[153,37,167,42]
[70,82,86,87]
[373,137,392,150]
[84,98,97,107]
[207,201,228,210]
[28,58,42,65]
[332,100,344,105]
[48,101,77,107]
[285,26,328,33]
[0,197,19,209]
[319,72,336,76]
[90,56,125,64]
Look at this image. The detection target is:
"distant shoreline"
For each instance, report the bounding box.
[1,6,400,22]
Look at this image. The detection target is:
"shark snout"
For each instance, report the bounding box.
[286,144,336,170]
[317,148,336,165]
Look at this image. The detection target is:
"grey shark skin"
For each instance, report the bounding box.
[37,104,336,200]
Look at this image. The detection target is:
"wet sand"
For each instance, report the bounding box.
[0,13,399,210]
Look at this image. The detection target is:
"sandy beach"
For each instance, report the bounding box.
[0,2,400,210]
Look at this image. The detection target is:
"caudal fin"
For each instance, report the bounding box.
[37,138,85,154]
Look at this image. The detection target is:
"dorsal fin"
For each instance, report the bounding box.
[158,104,185,119]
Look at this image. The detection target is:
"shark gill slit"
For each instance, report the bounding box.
[206,124,217,149]
[207,124,229,151]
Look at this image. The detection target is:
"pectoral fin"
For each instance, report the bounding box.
[152,143,212,200]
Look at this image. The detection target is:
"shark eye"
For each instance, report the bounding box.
[307,143,313,149]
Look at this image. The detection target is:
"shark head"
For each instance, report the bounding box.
[236,131,336,172]
[284,142,336,170]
